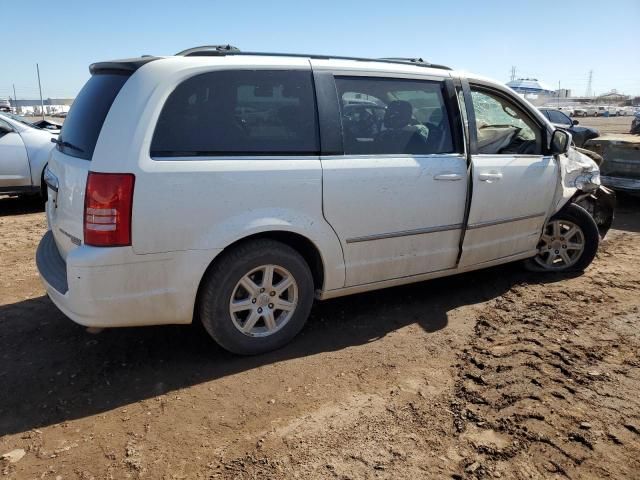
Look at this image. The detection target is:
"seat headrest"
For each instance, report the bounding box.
[384,100,413,129]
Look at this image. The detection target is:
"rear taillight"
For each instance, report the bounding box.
[84,172,135,247]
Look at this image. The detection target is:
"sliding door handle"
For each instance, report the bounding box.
[434,173,463,181]
[478,172,503,182]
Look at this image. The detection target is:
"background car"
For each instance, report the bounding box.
[614,106,628,116]
[539,108,599,147]
[572,107,589,117]
[0,112,56,198]
[631,111,640,135]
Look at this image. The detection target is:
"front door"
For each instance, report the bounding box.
[320,74,468,286]
[459,85,558,267]
[0,120,31,188]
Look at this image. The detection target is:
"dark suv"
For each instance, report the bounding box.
[539,108,599,147]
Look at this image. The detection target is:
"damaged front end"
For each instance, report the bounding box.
[556,146,616,238]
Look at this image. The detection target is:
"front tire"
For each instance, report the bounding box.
[525,203,599,273]
[198,239,314,355]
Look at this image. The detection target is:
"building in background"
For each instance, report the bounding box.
[555,88,572,98]
[9,98,74,115]
[596,90,628,105]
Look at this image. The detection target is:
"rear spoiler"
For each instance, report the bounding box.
[89,56,160,75]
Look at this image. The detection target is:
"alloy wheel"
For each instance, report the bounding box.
[229,264,298,337]
[534,219,585,270]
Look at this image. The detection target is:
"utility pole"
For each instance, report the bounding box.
[510,66,517,82]
[12,84,17,114]
[585,70,593,98]
[558,80,561,107]
[36,63,45,120]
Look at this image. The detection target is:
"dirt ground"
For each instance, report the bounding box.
[0,192,638,480]
[577,115,636,135]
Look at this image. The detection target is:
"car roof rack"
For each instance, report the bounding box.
[174,45,451,70]
[175,45,241,56]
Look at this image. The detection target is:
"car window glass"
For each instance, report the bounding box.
[548,110,571,125]
[58,73,129,160]
[151,70,319,157]
[335,77,455,155]
[470,88,542,155]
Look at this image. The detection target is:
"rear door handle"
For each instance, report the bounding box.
[478,172,503,182]
[434,173,463,181]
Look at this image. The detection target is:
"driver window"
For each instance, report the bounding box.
[470,88,542,155]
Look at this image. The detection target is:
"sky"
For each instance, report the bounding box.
[2,0,639,100]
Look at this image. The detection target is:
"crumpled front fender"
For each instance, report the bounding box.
[573,186,616,239]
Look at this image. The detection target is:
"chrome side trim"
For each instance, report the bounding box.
[467,212,546,230]
[321,153,465,161]
[346,223,462,244]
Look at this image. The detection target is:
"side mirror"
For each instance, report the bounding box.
[572,119,579,126]
[550,129,570,155]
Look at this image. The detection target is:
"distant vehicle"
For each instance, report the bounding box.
[52,111,68,118]
[556,106,575,117]
[539,109,599,147]
[582,106,600,117]
[0,98,10,113]
[631,112,640,135]
[595,106,617,117]
[585,130,640,195]
[0,112,56,198]
[572,107,589,117]
[30,119,62,134]
[613,106,628,116]
[1,113,61,134]
[37,46,613,355]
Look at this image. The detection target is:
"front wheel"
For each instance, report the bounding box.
[198,239,315,355]
[525,203,599,273]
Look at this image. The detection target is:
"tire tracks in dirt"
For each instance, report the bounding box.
[452,232,640,479]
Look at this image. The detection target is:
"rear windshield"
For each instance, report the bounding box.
[56,73,129,160]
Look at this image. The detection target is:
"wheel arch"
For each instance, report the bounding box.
[193,229,331,326]
[230,230,326,291]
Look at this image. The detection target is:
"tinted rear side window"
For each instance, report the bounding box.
[57,73,129,160]
[151,70,319,157]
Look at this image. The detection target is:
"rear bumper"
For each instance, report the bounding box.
[36,230,222,328]
[601,175,640,194]
[36,231,68,294]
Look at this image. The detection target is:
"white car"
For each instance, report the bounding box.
[0,112,56,197]
[36,46,613,355]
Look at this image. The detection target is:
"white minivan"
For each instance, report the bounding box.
[37,46,615,354]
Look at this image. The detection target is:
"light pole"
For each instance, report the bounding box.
[36,63,45,120]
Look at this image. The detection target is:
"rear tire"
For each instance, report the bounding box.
[198,239,314,355]
[524,203,599,273]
